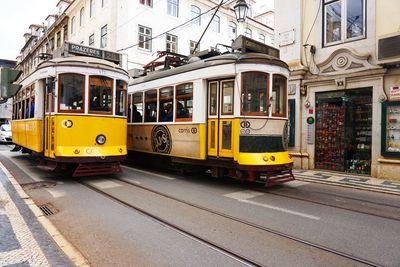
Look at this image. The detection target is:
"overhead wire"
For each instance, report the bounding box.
[117,0,231,52]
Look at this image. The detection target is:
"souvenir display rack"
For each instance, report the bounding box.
[315,102,346,171]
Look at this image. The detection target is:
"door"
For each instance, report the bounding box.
[207,80,234,158]
[44,78,55,158]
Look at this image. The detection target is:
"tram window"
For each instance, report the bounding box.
[59,73,85,112]
[241,72,269,115]
[145,90,157,122]
[128,94,132,122]
[221,81,234,115]
[272,74,287,117]
[159,87,174,122]
[89,76,113,114]
[209,82,217,115]
[133,92,143,122]
[116,80,127,116]
[176,83,193,121]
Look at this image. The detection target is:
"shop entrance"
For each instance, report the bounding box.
[315,88,372,175]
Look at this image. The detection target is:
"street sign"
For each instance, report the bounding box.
[0,68,22,98]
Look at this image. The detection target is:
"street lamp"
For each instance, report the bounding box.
[234,0,249,23]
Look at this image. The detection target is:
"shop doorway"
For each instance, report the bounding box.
[315,88,372,175]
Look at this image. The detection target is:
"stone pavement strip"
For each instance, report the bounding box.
[293,169,400,195]
[0,162,89,267]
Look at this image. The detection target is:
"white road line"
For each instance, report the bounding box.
[224,190,320,221]
[89,180,122,189]
[122,166,176,180]
[45,188,66,198]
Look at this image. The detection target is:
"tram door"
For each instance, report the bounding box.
[207,80,234,158]
[44,78,55,158]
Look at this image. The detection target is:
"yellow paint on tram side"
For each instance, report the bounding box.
[11,120,43,152]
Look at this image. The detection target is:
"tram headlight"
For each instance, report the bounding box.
[96,134,106,145]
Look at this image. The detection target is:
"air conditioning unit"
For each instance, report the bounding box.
[377,32,400,65]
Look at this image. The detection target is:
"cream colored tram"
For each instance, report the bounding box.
[11,56,128,176]
[127,36,294,186]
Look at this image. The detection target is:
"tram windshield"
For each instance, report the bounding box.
[59,73,85,112]
[116,80,127,116]
[89,76,113,114]
[241,72,269,115]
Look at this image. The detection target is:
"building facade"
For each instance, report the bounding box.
[65,0,274,70]
[274,0,400,180]
[18,0,274,74]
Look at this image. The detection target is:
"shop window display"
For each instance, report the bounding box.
[382,101,400,157]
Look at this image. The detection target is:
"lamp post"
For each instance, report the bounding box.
[234,0,249,23]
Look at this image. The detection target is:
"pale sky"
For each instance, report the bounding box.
[0,0,58,61]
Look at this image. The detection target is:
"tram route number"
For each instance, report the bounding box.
[178,127,198,134]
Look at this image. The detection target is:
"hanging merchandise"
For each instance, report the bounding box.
[315,88,372,175]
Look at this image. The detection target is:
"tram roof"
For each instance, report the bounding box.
[130,52,289,85]
[38,56,128,75]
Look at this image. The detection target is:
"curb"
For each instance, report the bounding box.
[0,162,90,267]
[293,172,400,196]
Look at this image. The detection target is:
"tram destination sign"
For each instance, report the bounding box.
[65,42,121,64]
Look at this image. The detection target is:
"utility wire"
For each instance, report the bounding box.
[117,0,230,52]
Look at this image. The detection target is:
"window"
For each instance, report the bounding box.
[209,82,217,115]
[140,0,152,7]
[229,22,237,40]
[133,92,143,122]
[116,80,127,116]
[71,16,76,34]
[167,0,178,17]
[241,72,269,115]
[89,76,113,114]
[138,25,152,51]
[211,15,220,33]
[259,34,265,43]
[166,34,177,53]
[221,81,234,115]
[58,73,85,112]
[145,90,157,122]
[176,83,193,121]
[190,40,199,54]
[90,0,95,17]
[80,7,85,27]
[271,74,287,117]
[89,33,95,46]
[245,28,252,38]
[159,87,174,122]
[100,24,107,48]
[56,31,61,48]
[191,5,200,25]
[128,94,132,122]
[63,25,68,41]
[324,0,365,45]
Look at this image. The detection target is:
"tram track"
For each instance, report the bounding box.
[79,175,382,267]
[77,179,263,267]
[252,187,400,222]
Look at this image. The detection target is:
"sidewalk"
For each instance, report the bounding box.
[0,162,88,267]
[293,169,400,195]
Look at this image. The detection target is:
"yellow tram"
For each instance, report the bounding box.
[11,54,128,176]
[127,36,294,186]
